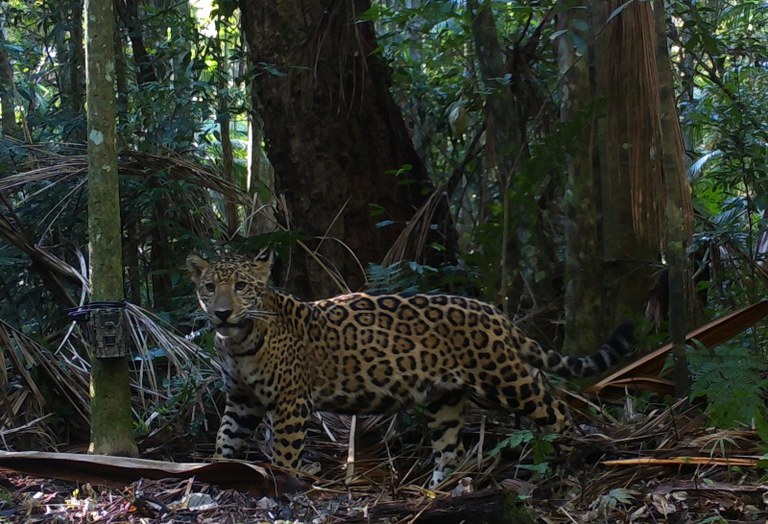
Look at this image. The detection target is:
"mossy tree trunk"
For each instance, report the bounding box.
[85,0,138,457]
[557,0,603,353]
[654,0,692,396]
[558,0,695,354]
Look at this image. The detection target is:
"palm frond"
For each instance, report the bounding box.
[688,150,723,181]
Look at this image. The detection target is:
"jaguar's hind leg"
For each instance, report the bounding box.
[425,390,467,489]
[512,370,574,438]
[471,360,575,438]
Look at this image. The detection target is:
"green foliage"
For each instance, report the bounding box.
[366,259,480,297]
[365,0,580,309]
[659,0,768,430]
[677,0,768,308]
[589,488,638,517]
[695,517,728,524]
[136,365,216,440]
[488,429,556,476]
[688,336,768,429]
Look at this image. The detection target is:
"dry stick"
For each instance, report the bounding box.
[345,415,357,487]
[401,501,434,524]
[603,457,760,467]
[557,505,581,524]
[319,414,338,443]
[476,414,485,473]
[313,198,349,256]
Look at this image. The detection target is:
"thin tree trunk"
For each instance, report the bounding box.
[150,200,172,311]
[114,0,157,143]
[557,0,602,353]
[215,16,238,236]
[54,0,85,142]
[654,0,692,396]
[466,0,528,313]
[85,0,138,458]
[219,108,238,235]
[246,108,277,236]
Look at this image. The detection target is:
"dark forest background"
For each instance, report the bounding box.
[1,0,767,454]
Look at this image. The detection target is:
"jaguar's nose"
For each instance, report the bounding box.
[214,309,232,322]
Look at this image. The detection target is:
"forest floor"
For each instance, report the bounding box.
[1,400,767,523]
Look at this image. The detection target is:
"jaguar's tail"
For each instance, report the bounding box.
[517,321,635,378]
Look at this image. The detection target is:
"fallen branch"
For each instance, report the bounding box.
[602,456,761,467]
[0,450,304,495]
[588,300,768,396]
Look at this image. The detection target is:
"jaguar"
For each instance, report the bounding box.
[187,252,633,488]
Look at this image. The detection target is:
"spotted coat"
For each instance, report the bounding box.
[187,253,633,488]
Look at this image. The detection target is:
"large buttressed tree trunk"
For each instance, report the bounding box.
[239,1,439,297]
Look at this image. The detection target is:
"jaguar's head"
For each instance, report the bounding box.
[186,251,274,337]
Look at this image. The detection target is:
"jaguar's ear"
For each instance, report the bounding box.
[186,254,209,283]
[252,249,275,283]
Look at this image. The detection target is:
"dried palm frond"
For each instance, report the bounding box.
[588,300,768,396]
[1,300,222,454]
[0,319,89,449]
[381,183,450,267]
[0,212,88,305]
[0,145,260,246]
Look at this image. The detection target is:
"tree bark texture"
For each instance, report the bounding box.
[593,1,664,318]
[557,0,603,354]
[85,0,138,458]
[239,0,440,297]
[215,16,239,237]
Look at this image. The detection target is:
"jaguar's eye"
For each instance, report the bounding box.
[204,283,215,292]
[235,281,247,291]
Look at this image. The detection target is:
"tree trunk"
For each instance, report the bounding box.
[466,0,529,313]
[149,198,172,311]
[85,0,138,458]
[654,0,692,396]
[246,107,277,237]
[239,0,445,297]
[557,0,603,353]
[594,1,663,321]
[53,0,86,142]
[114,0,157,85]
[215,16,238,236]
[114,0,157,144]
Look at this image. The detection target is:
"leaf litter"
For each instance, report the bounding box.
[2,396,768,523]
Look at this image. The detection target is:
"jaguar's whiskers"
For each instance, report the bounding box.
[244,309,278,320]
